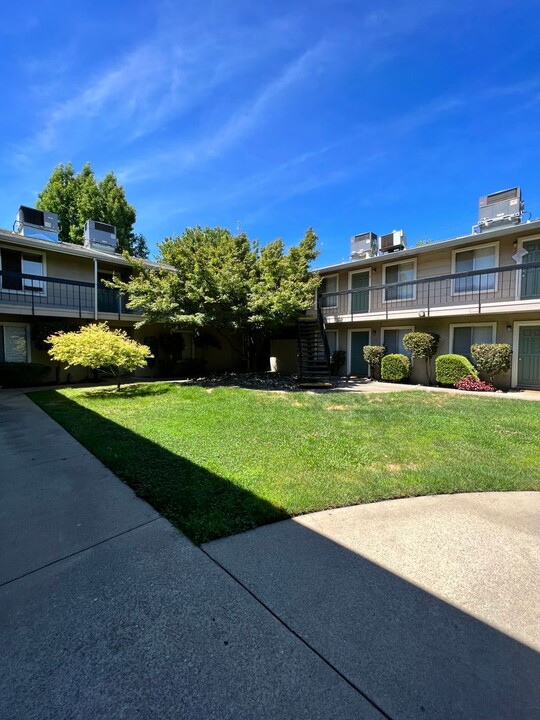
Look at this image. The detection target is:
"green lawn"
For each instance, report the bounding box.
[30,383,540,543]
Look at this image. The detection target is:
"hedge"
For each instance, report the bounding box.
[0,362,50,388]
[435,354,478,386]
[381,353,411,383]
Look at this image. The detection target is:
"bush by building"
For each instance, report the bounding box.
[435,354,478,386]
[381,353,411,383]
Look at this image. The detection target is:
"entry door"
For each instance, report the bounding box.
[520,240,540,299]
[350,330,370,376]
[350,272,369,314]
[518,326,540,388]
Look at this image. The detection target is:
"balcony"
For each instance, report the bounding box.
[318,261,540,323]
[0,271,137,319]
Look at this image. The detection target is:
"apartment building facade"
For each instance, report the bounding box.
[0,226,176,382]
[313,218,540,388]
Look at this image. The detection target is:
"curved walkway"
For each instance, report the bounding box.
[205,492,540,719]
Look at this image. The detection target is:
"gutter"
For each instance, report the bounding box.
[93,258,98,321]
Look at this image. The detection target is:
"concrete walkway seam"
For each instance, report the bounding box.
[199,544,395,720]
[0,516,161,589]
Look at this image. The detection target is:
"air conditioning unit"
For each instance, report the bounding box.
[379,229,406,253]
[478,187,522,230]
[14,206,59,242]
[84,219,117,253]
[351,231,378,259]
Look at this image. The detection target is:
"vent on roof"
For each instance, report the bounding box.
[351,231,378,259]
[379,230,406,253]
[476,187,523,231]
[84,219,117,254]
[14,206,59,242]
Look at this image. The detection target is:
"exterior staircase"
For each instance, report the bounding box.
[297,308,331,381]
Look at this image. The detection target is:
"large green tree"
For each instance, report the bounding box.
[111,226,320,367]
[36,162,149,257]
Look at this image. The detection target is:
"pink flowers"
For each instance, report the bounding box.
[455,375,496,392]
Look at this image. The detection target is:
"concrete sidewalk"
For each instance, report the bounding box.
[0,391,382,719]
[206,493,540,720]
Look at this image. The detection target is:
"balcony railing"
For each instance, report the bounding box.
[0,271,135,318]
[318,261,540,322]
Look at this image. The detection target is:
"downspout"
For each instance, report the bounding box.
[93,258,98,321]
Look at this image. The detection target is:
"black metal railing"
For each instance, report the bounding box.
[318,261,540,321]
[0,271,135,318]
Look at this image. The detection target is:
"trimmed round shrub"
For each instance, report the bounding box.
[0,362,50,388]
[402,331,440,384]
[455,375,496,392]
[435,354,478,386]
[381,353,411,383]
[363,345,385,379]
[470,343,512,383]
[402,332,439,359]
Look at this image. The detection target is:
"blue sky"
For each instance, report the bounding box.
[1,0,539,266]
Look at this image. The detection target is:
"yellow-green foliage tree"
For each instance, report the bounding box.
[47,323,152,390]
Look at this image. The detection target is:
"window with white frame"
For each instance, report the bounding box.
[384,261,415,301]
[0,248,44,292]
[382,327,414,357]
[451,324,495,360]
[319,275,338,308]
[453,244,497,293]
[0,324,29,363]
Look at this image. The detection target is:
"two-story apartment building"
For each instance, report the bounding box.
[304,192,540,389]
[0,224,174,382]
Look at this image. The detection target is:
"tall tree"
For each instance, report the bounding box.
[111,226,321,367]
[36,162,149,257]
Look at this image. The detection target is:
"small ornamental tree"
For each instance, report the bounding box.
[363,345,385,380]
[471,343,512,384]
[402,332,440,385]
[47,323,152,390]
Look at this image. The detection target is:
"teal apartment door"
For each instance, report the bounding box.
[350,330,370,376]
[518,326,540,388]
[350,271,370,314]
[520,239,540,299]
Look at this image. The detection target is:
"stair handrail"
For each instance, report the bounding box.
[316,302,331,367]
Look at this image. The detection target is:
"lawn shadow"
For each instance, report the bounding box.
[206,514,540,720]
[30,390,290,542]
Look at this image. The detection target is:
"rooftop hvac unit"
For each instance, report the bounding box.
[477,187,522,230]
[351,231,378,259]
[84,219,117,253]
[379,229,406,253]
[14,206,59,242]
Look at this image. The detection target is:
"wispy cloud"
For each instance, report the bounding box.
[13,7,307,163]
[118,40,330,183]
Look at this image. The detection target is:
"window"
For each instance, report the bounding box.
[451,325,495,360]
[326,331,337,355]
[22,254,44,291]
[382,327,414,357]
[319,275,338,308]
[0,324,29,362]
[453,244,497,293]
[0,249,44,292]
[384,261,415,301]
